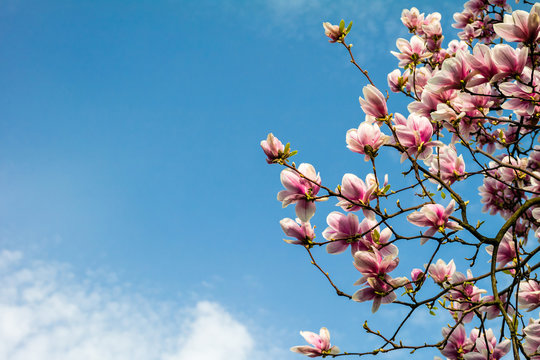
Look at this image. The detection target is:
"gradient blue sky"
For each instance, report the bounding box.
[0,1,530,359]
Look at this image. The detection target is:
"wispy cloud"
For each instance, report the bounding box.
[0,250,284,360]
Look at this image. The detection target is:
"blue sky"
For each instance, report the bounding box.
[0,1,530,359]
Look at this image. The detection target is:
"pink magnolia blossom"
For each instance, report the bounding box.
[401,7,424,33]
[280,218,315,246]
[277,163,321,222]
[467,43,500,84]
[459,23,482,42]
[391,36,432,68]
[323,212,364,255]
[411,268,425,282]
[440,325,473,360]
[478,176,525,218]
[335,173,376,213]
[493,156,529,185]
[518,280,540,311]
[429,145,466,185]
[453,9,476,29]
[322,22,342,43]
[499,69,540,116]
[492,44,528,78]
[493,4,540,43]
[359,85,388,119]
[394,113,442,163]
[428,51,479,90]
[260,133,285,164]
[448,270,487,323]
[465,329,511,360]
[427,259,456,285]
[407,88,457,118]
[447,40,469,55]
[485,231,517,268]
[407,200,463,243]
[528,145,540,171]
[410,67,433,97]
[388,69,410,93]
[323,212,395,255]
[455,84,494,115]
[352,276,406,313]
[353,247,399,285]
[290,327,340,357]
[346,121,389,160]
[479,294,512,320]
[523,316,540,360]
[422,13,443,51]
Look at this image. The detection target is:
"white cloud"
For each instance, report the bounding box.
[0,250,282,360]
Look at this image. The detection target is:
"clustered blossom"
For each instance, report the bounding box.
[262,1,540,358]
[493,3,540,43]
[466,329,511,360]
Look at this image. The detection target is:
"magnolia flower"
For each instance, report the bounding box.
[480,294,512,320]
[440,325,473,359]
[346,121,389,160]
[467,43,500,84]
[290,327,340,357]
[499,72,540,116]
[322,22,342,43]
[407,200,463,244]
[280,218,315,245]
[387,69,409,93]
[401,7,424,32]
[518,280,540,311]
[485,231,517,269]
[260,133,285,164]
[429,145,466,185]
[465,329,511,360]
[492,44,528,78]
[411,268,425,282]
[353,248,399,285]
[322,212,364,255]
[323,212,395,255]
[478,176,525,218]
[391,36,432,68]
[493,4,540,43]
[448,270,487,323]
[523,315,540,360]
[428,51,477,90]
[277,163,321,222]
[352,277,405,313]
[427,259,456,284]
[335,173,376,213]
[394,113,442,163]
[359,85,388,119]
